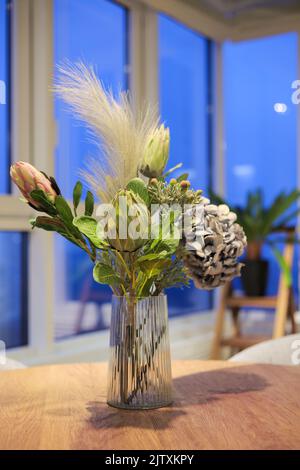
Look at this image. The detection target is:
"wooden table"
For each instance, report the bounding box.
[0,360,300,450]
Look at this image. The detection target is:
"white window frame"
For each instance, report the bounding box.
[2,0,299,364]
[4,0,162,365]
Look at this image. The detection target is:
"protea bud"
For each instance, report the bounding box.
[140,124,170,178]
[10,161,58,209]
[106,189,149,252]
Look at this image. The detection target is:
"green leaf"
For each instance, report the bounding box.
[138,278,156,298]
[73,181,83,214]
[137,251,172,276]
[93,262,121,286]
[163,163,183,177]
[31,216,65,232]
[48,176,61,195]
[137,251,169,264]
[157,238,180,254]
[31,216,79,246]
[138,258,172,276]
[262,189,300,237]
[273,208,300,229]
[85,191,94,216]
[176,173,189,183]
[136,272,158,297]
[271,246,292,287]
[55,196,86,241]
[208,190,226,206]
[31,215,91,253]
[73,216,106,248]
[30,190,57,216]
[126,178,150,206]
[55,196,74,224]
[145,230,180,256]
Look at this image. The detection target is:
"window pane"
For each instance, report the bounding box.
[0,0,9,193]
[159,14,211,315]
[54,0,127,198]
[0,233,28,348]
[53,0,127,339]
[223,33,298,296]
[54,237,112,339]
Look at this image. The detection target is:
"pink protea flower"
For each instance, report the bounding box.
[10,161,58,208]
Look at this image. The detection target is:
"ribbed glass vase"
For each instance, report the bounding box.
[107,294,173,409]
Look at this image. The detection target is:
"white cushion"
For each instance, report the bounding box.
[229,334,300,365]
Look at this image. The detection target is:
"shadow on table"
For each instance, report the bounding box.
[86,365,269,430]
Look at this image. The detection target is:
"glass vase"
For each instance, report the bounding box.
[107,294,173,409]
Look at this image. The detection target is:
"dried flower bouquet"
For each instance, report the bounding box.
[10,63,246,408]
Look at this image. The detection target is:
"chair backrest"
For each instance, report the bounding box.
[229,333,300,365]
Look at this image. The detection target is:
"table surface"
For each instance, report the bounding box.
[0,360,300,450]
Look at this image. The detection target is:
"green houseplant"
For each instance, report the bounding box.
[11,63,246,409]
[210,189,300,296]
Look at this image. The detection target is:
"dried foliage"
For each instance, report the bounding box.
[53,62,159,201]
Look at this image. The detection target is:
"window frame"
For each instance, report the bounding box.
[3,0,163,363]
[3,0,299,364]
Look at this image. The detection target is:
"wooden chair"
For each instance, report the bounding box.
[210,229,297,359]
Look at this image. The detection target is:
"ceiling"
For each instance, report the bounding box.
[172,0,300,40]
[143,0,300,41]
[186,0,300,20]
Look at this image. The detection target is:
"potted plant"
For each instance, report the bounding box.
[10,63,246,409]
[210,189,300,296]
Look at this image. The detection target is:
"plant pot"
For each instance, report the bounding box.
[241,259,269,297]
[107,294,173,409]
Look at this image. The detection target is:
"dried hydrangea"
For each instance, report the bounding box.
[183,201,247,289]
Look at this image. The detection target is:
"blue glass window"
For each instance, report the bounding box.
[0,2,28,349]
[223,33,298,295]
[54,0,128,338]
[0,233,28,348]
[54,0,128,198]
[0,0,9,193]
[159,14,212,315]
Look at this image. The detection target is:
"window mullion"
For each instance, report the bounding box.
[28,0,55,353]
[213,41,225,196]
[11,0,31,193]
[129,3,158,112]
